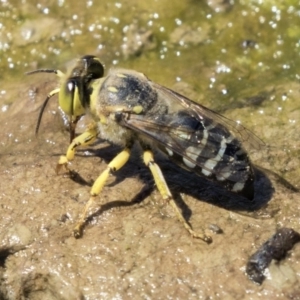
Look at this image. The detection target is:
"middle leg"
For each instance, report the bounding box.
[143,149,212,243]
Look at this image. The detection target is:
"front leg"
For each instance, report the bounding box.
[73,147,131,238]
[56,123,98,174]
[143,149,212,243]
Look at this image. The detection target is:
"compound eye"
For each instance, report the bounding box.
[82,56,104,81]
[88,62,104,80]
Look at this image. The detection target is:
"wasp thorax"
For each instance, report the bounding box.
[99,70,158,113]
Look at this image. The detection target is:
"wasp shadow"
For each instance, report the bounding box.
[60,142,298,234]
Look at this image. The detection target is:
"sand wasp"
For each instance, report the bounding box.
[28,55,263,243]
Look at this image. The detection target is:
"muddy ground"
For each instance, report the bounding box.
[1,0,300,299]
[0,66,299,300]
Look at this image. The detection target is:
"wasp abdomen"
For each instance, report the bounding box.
[156,110,254,199]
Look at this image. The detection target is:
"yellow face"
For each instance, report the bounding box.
[27,55,105,141]
[58,77,85,117]
[58,55,105,117]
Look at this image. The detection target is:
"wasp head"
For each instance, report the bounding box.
[27,55,105,140]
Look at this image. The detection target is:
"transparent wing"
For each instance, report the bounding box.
[118,83,260,186]
[123,111,243,173]
[155,85,266,152]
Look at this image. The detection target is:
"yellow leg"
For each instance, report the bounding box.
[56,123,98,173]
[73,148,131,238]
[143,150,212,243]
